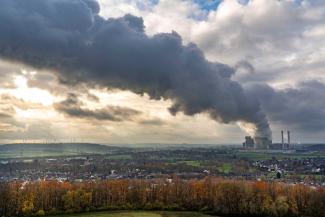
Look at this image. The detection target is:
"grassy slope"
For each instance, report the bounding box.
[52,211,213,217]
[0,143,116,159]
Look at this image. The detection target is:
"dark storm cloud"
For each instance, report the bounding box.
[247,81,325,131]
[54,93,141,121]
[0,0,271,138]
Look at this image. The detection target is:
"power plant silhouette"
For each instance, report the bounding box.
[243,130,292,150]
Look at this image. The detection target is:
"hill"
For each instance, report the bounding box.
[303,144,325,151]
[0,143,121,159]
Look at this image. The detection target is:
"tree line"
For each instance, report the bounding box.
[0,178,324,217]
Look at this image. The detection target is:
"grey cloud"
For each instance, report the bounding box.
[0,96,26,133]
[54,93,141,121]
[138,118,166,126]
[247,81,325,132]
[0,60,23,89]
[0,121,52,140]
[0,112,12,119]
[0,96,16,117]
[0,0,271,138]
[26,71,101,100]
[86,92,100,102]
[235,60,255,75]
[27,72,59,91]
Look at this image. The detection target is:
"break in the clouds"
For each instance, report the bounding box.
[0,0,272,139]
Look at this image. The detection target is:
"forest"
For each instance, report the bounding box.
[0,178,324,217]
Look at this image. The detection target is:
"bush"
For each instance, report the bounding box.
[35,210,45,216]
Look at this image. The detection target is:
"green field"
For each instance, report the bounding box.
[236,151,324,160]
[216,163,232,174]
[105,155,132,160]
[0,151,78,159]
[0,143,114,159]
[178,160,201,167]
[52,211,213,217]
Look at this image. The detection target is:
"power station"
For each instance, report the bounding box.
[243,130,291,150]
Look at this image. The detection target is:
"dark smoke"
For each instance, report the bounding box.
[247,81,325,132]
[0,0,271,138]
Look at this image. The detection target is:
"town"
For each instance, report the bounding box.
[0,143,324,187]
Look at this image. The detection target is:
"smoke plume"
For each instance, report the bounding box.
[0,0,271,139]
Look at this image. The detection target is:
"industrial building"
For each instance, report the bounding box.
[254,137,272,149]
[243,130,291,150]
[243,136,272,150]
[243,136,255,149]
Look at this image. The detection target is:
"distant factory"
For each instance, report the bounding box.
[243,136,272,150]
[243,130,292,150]
[243,136,255,149]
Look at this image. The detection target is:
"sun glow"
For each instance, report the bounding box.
[11,75,55,106]
[15,108,57,119]
[14,75,28,88]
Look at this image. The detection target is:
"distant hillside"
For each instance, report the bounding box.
[303,144,325,151]
[0,143,120,159]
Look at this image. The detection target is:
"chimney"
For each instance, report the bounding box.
[281,130,284,149]
[287,130,291,148]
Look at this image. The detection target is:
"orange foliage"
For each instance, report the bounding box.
[0,178,324,217]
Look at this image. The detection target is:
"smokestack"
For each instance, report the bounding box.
[287,130,291,148]
[281,130,284,149]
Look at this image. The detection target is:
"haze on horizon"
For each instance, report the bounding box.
[0,0,325,145]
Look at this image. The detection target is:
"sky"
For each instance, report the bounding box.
[0,0,325,145]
